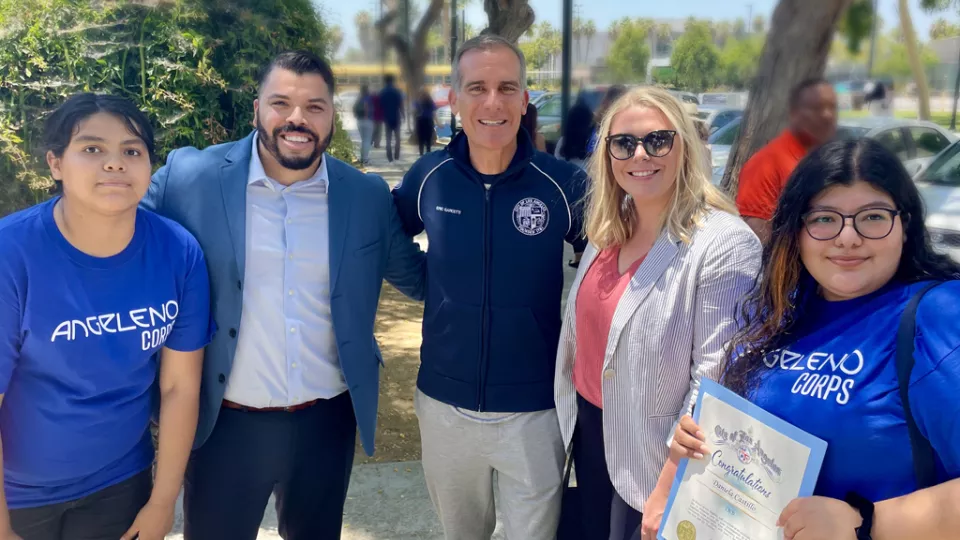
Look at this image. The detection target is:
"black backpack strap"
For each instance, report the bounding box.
[896,281,943,489]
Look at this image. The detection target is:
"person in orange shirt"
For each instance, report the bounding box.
[736,78,837,243]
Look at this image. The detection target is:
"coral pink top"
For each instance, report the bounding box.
[574,247,644,409]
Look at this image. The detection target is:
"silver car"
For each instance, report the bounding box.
[708,117,958,185]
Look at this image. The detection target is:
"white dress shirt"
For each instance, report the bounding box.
[224,136,346,407]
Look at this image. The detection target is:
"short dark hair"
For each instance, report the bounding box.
[43,93,156,163]
[384,74,396,86]
[789,78,831,111]
[258,50,336,97]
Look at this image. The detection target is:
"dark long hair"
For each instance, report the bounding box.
[560,98,594,161]
[723,138,960,397]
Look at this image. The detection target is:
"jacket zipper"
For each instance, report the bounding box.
[476,185,491,411]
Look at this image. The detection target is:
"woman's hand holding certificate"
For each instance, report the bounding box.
[657,379,828,540]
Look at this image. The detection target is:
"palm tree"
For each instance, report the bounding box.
[583,19,597,64]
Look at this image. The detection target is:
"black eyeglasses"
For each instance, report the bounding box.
[802,208,904,241]
[605,130,677,160]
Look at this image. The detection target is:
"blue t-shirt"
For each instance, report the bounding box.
[0,197,215,509]
[749,281,960,502]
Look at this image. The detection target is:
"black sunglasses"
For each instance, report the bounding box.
[605,130,677,160]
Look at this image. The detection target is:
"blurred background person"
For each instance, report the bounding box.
[379,74,405,162]
[415,88,437,156]
[587,85,628,155]
[354,84,375,165]
[522,102,547,152]
[736,78,838,244]
[554,97,595,170]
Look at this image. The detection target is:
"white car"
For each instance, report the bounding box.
[913,141,960,262]
[708,117,958,185]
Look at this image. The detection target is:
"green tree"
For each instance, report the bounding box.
[874,31,940,79]
[838,0,876,54]
[606,19,651,84]
[930,17,960,38]
[0,0,350,216]
[670,19,721,92]
[519,21,561,70]
[719,35,764,89]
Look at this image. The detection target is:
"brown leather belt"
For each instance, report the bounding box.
[222,399,319,413]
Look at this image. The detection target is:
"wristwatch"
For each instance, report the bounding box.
[845,492,875,540]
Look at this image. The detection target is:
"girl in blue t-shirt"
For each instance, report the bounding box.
[0,94,214,540]
[662,138,960,540]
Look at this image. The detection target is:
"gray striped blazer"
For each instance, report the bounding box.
[554,209,761,511]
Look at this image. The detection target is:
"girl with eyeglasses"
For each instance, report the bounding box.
[666,138,960,540]
[554,87,762,540]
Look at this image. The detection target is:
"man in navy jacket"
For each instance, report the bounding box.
[393,34,587,540]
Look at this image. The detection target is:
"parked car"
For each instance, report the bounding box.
[695,106,743,135]
[707,117,957,185]
[912,140,960,262]
[668,90,700,116]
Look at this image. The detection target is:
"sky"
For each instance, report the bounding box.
[316,0,959,57]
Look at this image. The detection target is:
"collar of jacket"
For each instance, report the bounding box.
[446,127,535,185]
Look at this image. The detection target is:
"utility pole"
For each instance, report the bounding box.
[378,0,385,78]
[450,0,458,64]
[867,0,878,78]
[747,4,753,33]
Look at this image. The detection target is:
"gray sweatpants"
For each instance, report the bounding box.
[415,389,565,540]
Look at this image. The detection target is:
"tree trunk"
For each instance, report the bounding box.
[481,0,534,43]
[441,4,451,64]
[720,0,851,195]
[952,45,960,131]
[898,0,930,120]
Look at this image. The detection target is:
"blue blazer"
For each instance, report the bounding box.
[142,132,425,455]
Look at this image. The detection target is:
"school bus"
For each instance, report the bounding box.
[332,64,452,91]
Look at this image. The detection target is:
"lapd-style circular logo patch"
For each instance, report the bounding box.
[513,197,549,236]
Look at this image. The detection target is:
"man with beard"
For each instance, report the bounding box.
[141,50,427,539]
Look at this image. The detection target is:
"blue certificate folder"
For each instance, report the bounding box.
[657,378,828,540]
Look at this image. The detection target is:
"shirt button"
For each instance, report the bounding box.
[288,289,294,296]
[229,328,237,338]
[286,218,292,224]
[290,327,296,334]
[603,368,616,380]
[218,373,226,383]
[292,363,298,368]
[288,253,294,260]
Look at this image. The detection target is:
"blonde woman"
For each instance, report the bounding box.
[554,88,762,540]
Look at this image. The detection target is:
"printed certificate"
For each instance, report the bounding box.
[658,379,827,540]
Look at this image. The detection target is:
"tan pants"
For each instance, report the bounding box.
[415,389,566,540]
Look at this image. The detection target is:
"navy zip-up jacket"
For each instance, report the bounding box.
[393,129,588,412]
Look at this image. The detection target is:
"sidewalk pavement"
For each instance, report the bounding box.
[165,461,507,539]
[164,117,580,539]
